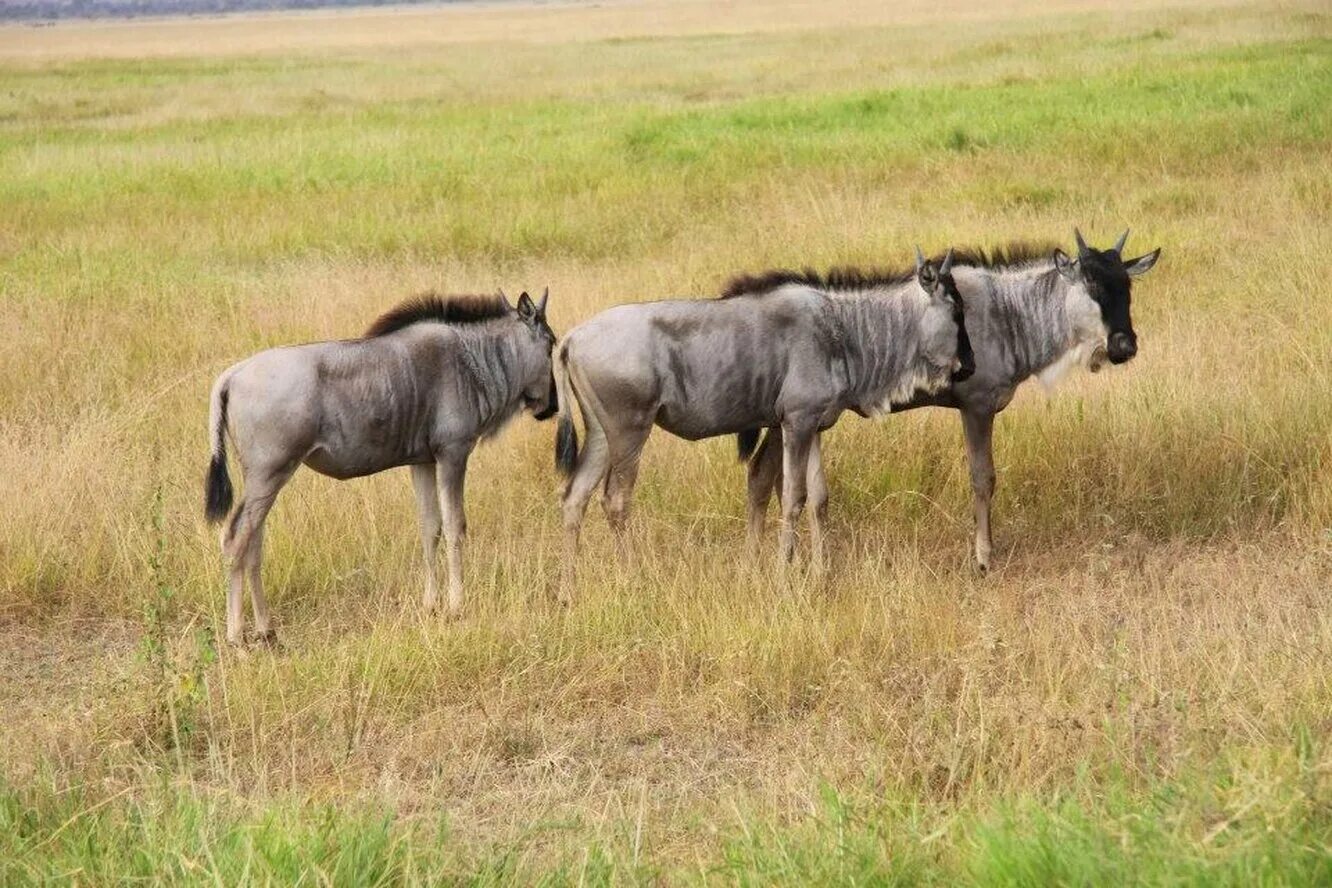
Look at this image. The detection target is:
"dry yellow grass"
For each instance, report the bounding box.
[1,0,1330,880]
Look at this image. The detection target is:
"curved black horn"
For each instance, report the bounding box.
[1112,228,1130,254]
[915,245,927,273]
[497,288,513,311]
[537,286,549,314]
[1074,228,1091,258]
[939,247,955,275]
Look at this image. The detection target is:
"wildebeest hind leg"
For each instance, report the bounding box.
[602,422,650,562]
[560,403,609,602]
[244,524,277,645]
[222,464,294,647]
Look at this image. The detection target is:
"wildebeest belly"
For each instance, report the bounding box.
[655,401,781,441]
[301,444,431,480]
[652,360,786,441]
[302,380,434,479]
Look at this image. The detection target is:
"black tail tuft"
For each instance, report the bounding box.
[556,416,579,477]
[205,454,233,523]
[737,429,761,462]
[205,384,233,523]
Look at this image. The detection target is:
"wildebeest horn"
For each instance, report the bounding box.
[939,247,955,275]
[915,245,927,273]
[1074,228,1091,259]
[1112,228,1130,254]
[497,288,513,311]
[537,287,549,315]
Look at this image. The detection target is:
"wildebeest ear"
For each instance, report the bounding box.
[517,291,536,319]
[536,287,549,318]
[1123,248,1161,277]
[1053,248,1079,282]
[915,248,938,287]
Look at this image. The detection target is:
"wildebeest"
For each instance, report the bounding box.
[204,290,558,646]
[742,229,1161,572]
[552,250,974,588]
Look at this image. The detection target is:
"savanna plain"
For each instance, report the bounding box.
[2,0,1331,882]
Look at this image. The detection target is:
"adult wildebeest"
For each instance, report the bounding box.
[741,229,1161,572]
[552,250,974,588]
[204,290,558,646]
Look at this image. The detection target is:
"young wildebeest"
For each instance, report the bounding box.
[742,229,1161,572]
[552,250,974,587]
[204,290,558,646]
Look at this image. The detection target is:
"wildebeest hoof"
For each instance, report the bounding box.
[253,628,280,648]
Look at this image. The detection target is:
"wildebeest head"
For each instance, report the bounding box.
[915,246,975,382]
[503,287,559,420]
[1053,229,1161,366]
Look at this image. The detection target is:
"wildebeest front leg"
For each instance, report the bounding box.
[961,409,997,572]
[435,451,470,618]
[746,427,782,553]
[805,433,829,572]
[411,463,442,612]
[778,420,816,565]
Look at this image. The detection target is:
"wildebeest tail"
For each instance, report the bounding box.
[554,341,579,477]
[737,429,761,462]
[204,373,234,524]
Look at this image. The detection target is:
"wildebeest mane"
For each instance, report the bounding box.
[720,242,1061,299]
[947,241,1061,270]
[364,292,510,338]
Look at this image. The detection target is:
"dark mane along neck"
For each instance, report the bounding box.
[720,266,915,299]
[364,292,510,338]
[719,242,1057,300]
[946,241,1059,271]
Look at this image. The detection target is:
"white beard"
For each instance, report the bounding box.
[1036,285,1109,394]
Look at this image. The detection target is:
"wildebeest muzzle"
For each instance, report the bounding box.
[530,371,559,420]
[1107,330,1137,365]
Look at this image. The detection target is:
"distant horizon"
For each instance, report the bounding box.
[0,0,525,23]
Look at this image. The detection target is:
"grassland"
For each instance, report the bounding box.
[2,0,1331,882]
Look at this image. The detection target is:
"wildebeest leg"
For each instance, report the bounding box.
[222,463,294,646]
[746,427,782,553]
[602,424,649,562]
[560,395,611,601]
[961,409,997,572]
[410,463,442,612]
[805,433,829,572]
[778,419,816,565]
[435,450,470,619]
[244,524,276,645]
